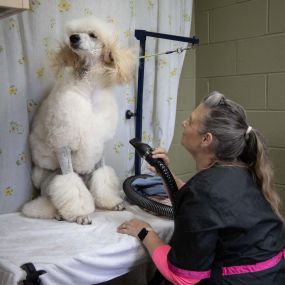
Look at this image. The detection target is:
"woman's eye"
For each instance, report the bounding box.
[89,33,97,39]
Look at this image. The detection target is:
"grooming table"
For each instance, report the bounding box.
[0,205,174,285]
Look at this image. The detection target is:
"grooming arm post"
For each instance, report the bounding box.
[134,30,147,175]
[132,30,199,175]
[55,147,73,175]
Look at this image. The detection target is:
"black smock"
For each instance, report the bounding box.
[168,165,285,284]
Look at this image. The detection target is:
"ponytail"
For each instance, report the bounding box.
[242,129,283,220]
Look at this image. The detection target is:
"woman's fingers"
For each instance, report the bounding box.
[151,147,167,155]
[151,147,170,165]
[117,221,134,235]
[117,219,151,237]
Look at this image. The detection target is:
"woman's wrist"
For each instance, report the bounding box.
[140,229,166,256]
[173,175,185,189]
[137,226,154,241]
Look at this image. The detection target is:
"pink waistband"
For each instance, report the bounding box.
[222,249,285,276]
[168,249,285,279]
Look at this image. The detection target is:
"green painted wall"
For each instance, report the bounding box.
[168,49,197,181]
[168,10,197,181]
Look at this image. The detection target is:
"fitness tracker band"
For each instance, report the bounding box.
[138,227,151,241]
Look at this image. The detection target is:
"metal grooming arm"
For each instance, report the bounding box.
[126,30,199,175]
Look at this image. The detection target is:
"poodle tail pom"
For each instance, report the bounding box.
[22,196,57,219]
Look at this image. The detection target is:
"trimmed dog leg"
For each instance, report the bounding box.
[48,172,95,225]
[51,147,95,225]
[89,165,125,210]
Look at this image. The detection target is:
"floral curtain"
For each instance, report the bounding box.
[0,0,192,214]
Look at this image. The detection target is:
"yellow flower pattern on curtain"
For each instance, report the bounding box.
[0,0,192,213]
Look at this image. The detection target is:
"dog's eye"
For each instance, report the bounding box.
[89,33,97,39]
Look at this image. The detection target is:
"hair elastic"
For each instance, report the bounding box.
[246,126,252,135]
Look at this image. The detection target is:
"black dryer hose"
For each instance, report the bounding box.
[123,138,178,218]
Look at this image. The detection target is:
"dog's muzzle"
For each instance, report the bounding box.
[70,34,80,49]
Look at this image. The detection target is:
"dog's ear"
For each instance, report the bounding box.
[102,44,114,65]
[103,43,137,84]
[113,46,137,84]
[50,44,79,78]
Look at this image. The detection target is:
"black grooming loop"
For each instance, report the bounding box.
[21,263,46,285]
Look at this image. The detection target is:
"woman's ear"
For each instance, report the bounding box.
[201,132,213,148]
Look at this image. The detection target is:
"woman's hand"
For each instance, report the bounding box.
[117,219,166,255]
[152,147,170,165]
[147,147,170,174]
[117,218,152,237]
[148,147,186,189]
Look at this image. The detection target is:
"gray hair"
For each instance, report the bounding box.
[200,91,249,161]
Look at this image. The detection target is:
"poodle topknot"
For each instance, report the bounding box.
[53,17,136,84]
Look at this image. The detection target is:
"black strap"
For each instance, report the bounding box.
[21,263,47,285]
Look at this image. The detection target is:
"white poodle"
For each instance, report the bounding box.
[22,17,136,224]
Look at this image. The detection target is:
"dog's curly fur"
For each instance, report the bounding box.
[22,17,136,224]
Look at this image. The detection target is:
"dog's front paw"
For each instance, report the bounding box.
[54,213,63,221]
[76,215,92,225]
[112,202,126,211]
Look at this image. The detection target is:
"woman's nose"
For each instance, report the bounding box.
[182,120,186,127]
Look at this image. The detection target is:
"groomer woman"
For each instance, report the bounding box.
[118,91,285,284]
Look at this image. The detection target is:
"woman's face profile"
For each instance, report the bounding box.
[181,104,207,155]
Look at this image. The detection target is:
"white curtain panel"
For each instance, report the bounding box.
[0,0,193,213]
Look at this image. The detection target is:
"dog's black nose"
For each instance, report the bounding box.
[70,34,80,44]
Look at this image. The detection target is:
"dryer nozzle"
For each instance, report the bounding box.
[129,138,153,160]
